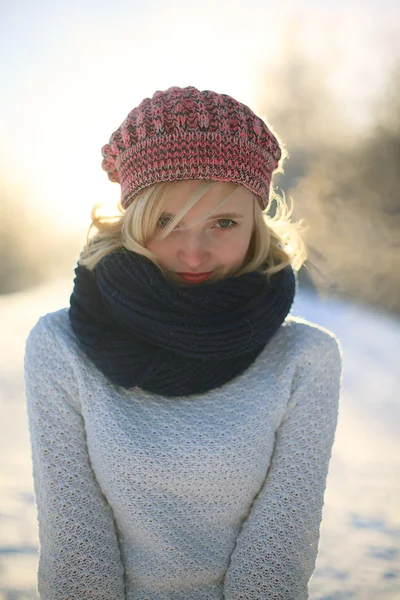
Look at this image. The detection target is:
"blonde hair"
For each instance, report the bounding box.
[79,181,307,277]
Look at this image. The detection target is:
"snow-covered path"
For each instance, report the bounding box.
[0,280,399,599]
[291,292,400,600]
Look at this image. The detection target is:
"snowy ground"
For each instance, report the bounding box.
[0,279,399,600]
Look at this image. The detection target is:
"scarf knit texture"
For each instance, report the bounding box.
[68,250,296,397]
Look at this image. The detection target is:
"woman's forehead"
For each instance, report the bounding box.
[163,180,254,212]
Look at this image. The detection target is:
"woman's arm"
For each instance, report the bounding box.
[223,325,343,600]
[24,315,126,600]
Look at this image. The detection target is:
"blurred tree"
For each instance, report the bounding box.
[257,36,400,314]
[0,180,82,295]
[0,184,44,293]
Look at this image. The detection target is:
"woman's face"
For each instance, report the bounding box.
[146,180,255,285]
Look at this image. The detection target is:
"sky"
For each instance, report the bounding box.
[1,0,399,229]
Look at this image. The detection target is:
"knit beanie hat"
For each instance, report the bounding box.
[101,86,282,210]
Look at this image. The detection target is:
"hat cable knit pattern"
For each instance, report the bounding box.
[101,86,282,209]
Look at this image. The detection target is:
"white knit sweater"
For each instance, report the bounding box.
[24,308,342,600]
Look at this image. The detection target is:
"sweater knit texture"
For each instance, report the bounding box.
[24,309,342,600]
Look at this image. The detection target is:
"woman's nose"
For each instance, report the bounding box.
[177,231,211,268]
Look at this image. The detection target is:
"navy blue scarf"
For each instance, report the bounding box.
[69,250,296,397]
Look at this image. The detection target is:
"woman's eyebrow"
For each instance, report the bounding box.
[161,212,244,221]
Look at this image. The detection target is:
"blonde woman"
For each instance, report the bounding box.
[24,86,342,600]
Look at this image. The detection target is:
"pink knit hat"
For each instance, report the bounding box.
[101,86,282,210]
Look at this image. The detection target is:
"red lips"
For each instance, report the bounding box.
[177,272,213,283]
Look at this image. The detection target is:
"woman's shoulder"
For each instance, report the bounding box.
[26,308,78,357]
[281,315,342,363]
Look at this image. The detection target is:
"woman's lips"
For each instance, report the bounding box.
[177,272,213,283]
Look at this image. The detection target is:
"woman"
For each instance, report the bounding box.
[24,86,342,599]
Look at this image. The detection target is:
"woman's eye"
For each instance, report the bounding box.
[157,217,179,229]
[157,217,238,230]
[215,219,238,229]
[157,217,168,228]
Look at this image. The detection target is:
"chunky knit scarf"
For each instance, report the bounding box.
[69,250,296,397]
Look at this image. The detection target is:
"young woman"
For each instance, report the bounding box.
[24,86,342,600]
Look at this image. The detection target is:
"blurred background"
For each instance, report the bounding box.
[1,0,399,598]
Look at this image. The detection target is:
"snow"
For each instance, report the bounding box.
[0,280,399,599]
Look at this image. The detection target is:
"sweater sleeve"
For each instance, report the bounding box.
[223,325,342,600]
[24,315,126,600]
